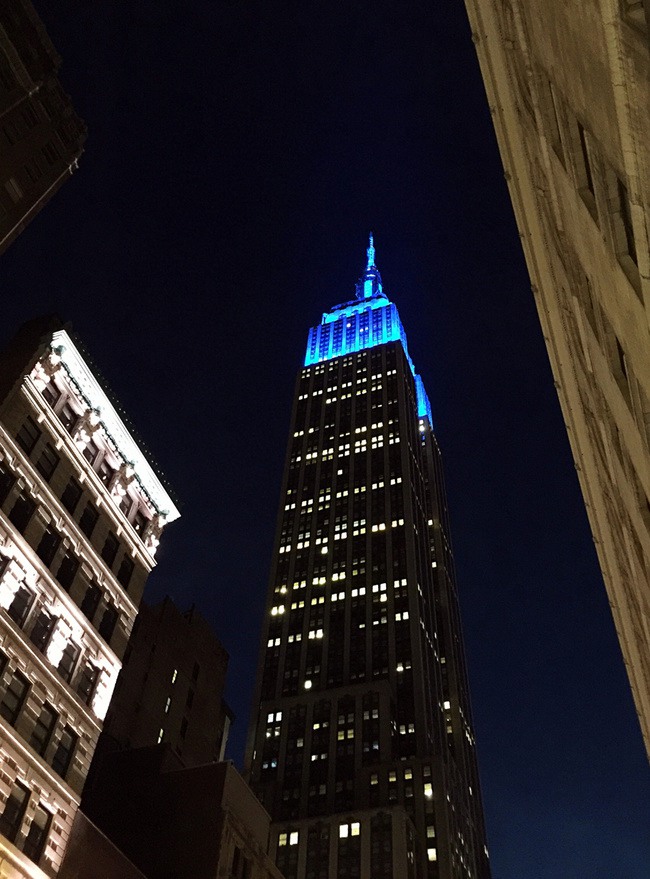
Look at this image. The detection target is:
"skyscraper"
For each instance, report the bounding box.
[246,240,490,879]
[462,0,650,755]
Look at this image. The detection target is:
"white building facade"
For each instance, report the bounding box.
[0,318,179,876]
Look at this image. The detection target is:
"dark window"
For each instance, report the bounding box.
[61,479,82,515]
[59,404,78,433]
[22,105,38,129]
[98,459,114,485]
[98,607,118,644]
[41,141,60,166]
[16,418,40,455]
[0,669,29,725]
[0,463,15,504]
[55,553,78,591]
[82,440,99,465]
[116,556,134,589]
[35,444,58,482]
[133,511,148,534]
[78,503,98,538]
[52,726,77,777]
[36,527,61,567]
[7,586,33,627]
[101,532,119,567]
[618,177,637,265]
[29,610,55,653]
[192,662,200,682]
[578,123,595,197]
[57,642,79,683]
[22,803,51,863]
[41,382,61,408]
[0,783,29,842]
[29,703,58,756]
[119,495,132,516]
[186,689,194,710]
[76,662,98,705]
[8,493,35,534]
[80,584,101,622]
[180,717,188,739]
[3,121,19,145]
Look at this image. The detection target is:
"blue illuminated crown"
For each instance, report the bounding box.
[304,235,433,423]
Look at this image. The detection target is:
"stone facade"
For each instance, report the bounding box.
[0,318,179,876]
[463,0,650,754]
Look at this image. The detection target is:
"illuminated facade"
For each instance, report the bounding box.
[246,240,490,879]
[0,318,179,877]
[0,1,86,255]
[463,0,650,755]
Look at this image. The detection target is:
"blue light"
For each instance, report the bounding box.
[303,237,434,425]
[415,375,433,423]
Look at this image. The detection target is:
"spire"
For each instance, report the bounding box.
[358,231,382,300]
[366,232,376,270]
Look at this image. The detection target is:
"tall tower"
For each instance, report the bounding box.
[246,240,490,879]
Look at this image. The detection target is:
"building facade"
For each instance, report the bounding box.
[73,748,284,879]
[97,596,232,767]
[462,0,650,754]
[246,240,490,879]
[0,1,86,256]
[0,317,179,877]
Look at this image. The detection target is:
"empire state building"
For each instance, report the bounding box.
[246,238,491,879]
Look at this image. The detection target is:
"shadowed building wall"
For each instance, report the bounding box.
[0,1,86,255]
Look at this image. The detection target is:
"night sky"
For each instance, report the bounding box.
[3,2,649,877]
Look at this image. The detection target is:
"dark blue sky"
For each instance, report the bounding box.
[3,2,649,877]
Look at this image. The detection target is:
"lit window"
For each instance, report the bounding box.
[289,831,299,846]
[424,783,433,798]
[428,848,437,861]
[171,669,178,684]
[351,822,360,836]
[304,680,312,690]
[278,833,287,847]
[339,824,349,838]
[157,728,164,743]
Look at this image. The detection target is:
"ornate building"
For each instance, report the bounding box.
[0,317,179,876]
[0,0,86,255]
[463,0,650,754]
[246,240,491,879]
